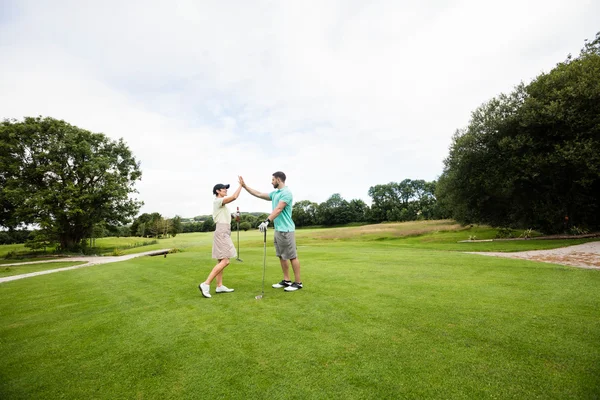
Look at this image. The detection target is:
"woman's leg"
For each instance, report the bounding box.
[204,258,229,285]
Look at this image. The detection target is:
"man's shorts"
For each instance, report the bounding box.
[274,231,297,260]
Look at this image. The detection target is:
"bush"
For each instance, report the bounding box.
[520,229,534,239]
[495,227,514,239]
[569,226,589,235]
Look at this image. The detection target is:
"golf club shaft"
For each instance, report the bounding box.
[262,229,267,295]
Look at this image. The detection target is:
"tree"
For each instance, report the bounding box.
[201,217,216,232]
[131,213,151,237]
[170,215,182,237]
[182,221,203,233]
[437,32,600,232]
[368,183,398,222]
[293,200,319,227]
[0,117,143,250]
[348,199,368,223]
[131,212,163,237]
[316,194,352,226]
[368,180,439,222]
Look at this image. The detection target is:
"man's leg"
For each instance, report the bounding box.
[284,257,303,292]
[290,257,301,283]
[280,257,290,281]
[272,231,293,289]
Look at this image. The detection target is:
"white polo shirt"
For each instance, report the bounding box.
[213,197,231,224]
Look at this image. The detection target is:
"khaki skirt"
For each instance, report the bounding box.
[212,223,237,260]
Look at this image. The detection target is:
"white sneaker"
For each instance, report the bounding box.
[199,282,211,298]
[272,280,292,289]
[216,285,234,293]
[284,282,303,292]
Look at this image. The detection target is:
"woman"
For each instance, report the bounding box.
[198,182,242,298]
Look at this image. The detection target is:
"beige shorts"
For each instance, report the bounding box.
[212,223,237,260]
[274,231,297,260]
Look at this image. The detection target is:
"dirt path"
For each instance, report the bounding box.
[466,241,600,269]
[0,249,171,283]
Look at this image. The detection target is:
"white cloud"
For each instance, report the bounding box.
[1,0,598,218]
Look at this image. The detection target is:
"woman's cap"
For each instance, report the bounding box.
[213,183,230,194]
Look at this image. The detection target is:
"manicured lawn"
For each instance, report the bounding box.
[1,226,599,399]
[0,261,87,278]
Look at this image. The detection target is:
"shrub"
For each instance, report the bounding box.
[520,229,533,239]
[495,227,514,239]
[569,226,589,235]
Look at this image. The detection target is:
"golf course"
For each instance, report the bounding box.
[1,221,599,399]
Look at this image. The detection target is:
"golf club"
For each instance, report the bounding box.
[235,207,243,262]
[255,229,267,300]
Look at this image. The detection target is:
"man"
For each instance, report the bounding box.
[238,172,303,292]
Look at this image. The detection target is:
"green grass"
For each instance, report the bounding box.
[1,221,596,260]
[0,256,59,265]
[296,222,598,252]
[1,224,599,399]
[0,233,211,260]
[0,261,87,278]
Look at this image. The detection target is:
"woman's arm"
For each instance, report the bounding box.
[222,185,243,205]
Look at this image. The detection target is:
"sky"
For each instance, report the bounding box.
[1,0,598,218]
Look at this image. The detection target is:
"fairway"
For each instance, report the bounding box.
[0,261,87,278]
[1,229,599,399]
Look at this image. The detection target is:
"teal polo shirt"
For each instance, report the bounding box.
[269,187,295,232]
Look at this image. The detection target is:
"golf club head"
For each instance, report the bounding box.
[255,294,263,300]
[236,258,243,262]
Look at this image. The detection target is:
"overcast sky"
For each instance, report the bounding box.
[1,0,598,218]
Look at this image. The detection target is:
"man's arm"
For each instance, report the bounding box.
[267,201,287,222]
[239,176,270,201]
[259,200,287,232]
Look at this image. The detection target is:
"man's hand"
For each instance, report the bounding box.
[258,219,269,233]
[238,175,246,189]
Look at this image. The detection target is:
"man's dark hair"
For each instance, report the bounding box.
[273,171,286,182]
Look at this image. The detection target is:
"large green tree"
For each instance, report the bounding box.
[317,194,353,226]
[292,200,319,227]
[437,33,600,233]
[368,179,440,222]
[0,117,143,249]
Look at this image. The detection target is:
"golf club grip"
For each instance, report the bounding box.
[263,229,266,243]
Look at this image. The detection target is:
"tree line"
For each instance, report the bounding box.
[292,179,447,227]
[174,178,446,233]
[76,178,446,241]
